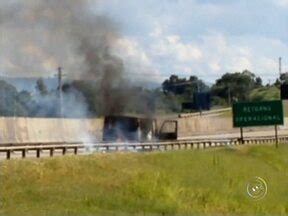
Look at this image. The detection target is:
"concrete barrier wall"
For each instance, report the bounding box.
[0,117,104,144]
[153,115,288,138]
[177,115,288,138]
[0,115,287,143]
[177,116,235,137]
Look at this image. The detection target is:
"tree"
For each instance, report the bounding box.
[0,80,30,116]
[211,70,261,104]
[255,77,263,88]
[36,78,48,95]
[162,75,186,94]
[162,75,209,96]
[280,72,288,84]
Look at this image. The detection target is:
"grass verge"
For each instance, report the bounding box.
[0,144,288,215]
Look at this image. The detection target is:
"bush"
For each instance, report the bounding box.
[249,86,280,102]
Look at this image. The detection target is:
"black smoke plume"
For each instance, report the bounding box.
[0,0,139,115]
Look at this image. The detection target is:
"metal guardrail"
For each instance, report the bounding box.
[0,135,287,160]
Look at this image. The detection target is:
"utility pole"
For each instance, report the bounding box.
[197,80,202,116]
[57,67,63,118]
[228,85,231,106]
[279,57,282,77]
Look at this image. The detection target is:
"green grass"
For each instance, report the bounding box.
[249,87,280,102]
[218,109,232,117]
[1,145,288,216]
[284,101,288,117]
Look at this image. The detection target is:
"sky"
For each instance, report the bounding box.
[0,0,287,85]
[95,0,288,84]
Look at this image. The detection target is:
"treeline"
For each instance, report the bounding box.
[0,79,61,117]
[161,70,281,112]
[0,70,284,117]
[0,78,158,117]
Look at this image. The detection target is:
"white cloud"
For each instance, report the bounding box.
[114,38,151,65]
[199,33,254,73]
[2,0,287,86]
[92,0,288,83]
[112,37,164,82]
[133,27,288,82]
[151,33,203,63]
[209,62,221,72]
[274,0,288,7]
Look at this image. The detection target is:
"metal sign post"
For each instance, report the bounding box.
[240,127,244,144]
[275,125,278,148]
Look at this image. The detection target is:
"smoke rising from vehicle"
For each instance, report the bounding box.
[0,0,141,115]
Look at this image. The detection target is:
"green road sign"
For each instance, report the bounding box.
[233,100,284,128]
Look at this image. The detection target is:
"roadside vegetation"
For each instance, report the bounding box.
[1,144,288,215]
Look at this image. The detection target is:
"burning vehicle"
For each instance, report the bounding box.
[103,115,156,142]
[103,114,178,142]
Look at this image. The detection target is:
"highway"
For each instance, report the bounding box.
[0,129,287,160]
